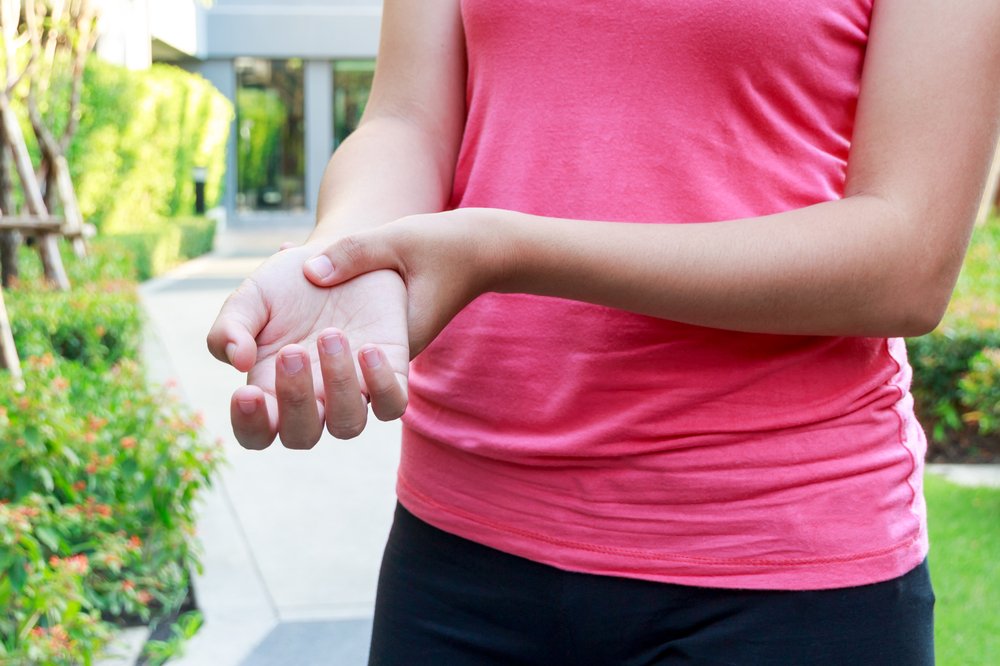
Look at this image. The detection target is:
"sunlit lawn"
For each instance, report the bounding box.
[926,473,1000,665]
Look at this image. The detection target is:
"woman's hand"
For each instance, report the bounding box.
[302,209,507,356]
[207,244,409,450]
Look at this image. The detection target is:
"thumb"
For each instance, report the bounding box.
[206,280,268,372]
[303,231,400,286]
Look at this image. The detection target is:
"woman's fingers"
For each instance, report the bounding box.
[207,281,268,372]
[359,345,408,421]
[275,345,324,449]
[303,230,401,287]
[231,385,278,450]
[231,339,403,449]
[317,329,369,439]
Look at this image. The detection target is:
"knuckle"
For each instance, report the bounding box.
[338,236,368,266]
[324,373,357,393]
[276,381,313,405]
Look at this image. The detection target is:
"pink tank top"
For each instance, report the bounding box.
[399,0,928,590]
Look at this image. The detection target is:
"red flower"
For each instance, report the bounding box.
[120,436,137,449]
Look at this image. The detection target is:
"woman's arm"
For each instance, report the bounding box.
[305,0,1000,344]
[309,0,466,240]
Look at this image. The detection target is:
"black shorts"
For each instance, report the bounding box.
[369,503,934,666]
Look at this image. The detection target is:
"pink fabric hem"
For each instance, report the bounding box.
[397,472,929,591]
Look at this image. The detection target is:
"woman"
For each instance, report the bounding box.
[208,1,1000,663]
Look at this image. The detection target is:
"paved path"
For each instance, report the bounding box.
[140,223,400,665]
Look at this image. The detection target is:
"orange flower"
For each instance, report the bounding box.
[120,436,137,449]
[51,377,70,392]
[84,432,97,444]
[122,579,135,591]
[29,626,46,638]
[127,535,142,550]
[95,504,112,518]
[85,462,98,474]
[87,416,108,431]
[136,590,153,605]
[73,481,86,492]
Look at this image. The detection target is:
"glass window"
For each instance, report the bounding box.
[333,60,376,150]
[235,58,306,212]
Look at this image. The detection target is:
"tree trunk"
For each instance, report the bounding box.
[0,281,24,392]
[977,139,1000,226]
[0,118,19,287]
[52,155,86,257]
[0,93,69,289]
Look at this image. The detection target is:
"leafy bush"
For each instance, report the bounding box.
[7,283,141,368]
[908,214,1000,460]
[958,348,1000,436]
[65,58,232,233]
[1,245,223,664]
[108,214,217,281]
[0,356,222,664]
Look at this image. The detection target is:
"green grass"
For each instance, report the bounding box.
[926,474,1000,665]
[942,214,1000,332]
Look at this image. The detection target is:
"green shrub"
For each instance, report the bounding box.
[66,58,232,232]
[175,215,218,262]
[908,215,1000,459]
[108,215,217,281]
[958,348,1000,436]
[1,241,222,664]
[0,356,223,664]
[6,284,141,368]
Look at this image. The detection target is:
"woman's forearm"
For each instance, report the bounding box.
[310,115,456,243]
[490,194,969,338]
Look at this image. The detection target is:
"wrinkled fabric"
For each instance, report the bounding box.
[400,0,929,590]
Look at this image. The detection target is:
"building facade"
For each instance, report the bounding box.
[99,0,382,225]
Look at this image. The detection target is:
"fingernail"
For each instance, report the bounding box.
[225,342,237,364]
[237,398,256,415]
[306,256,334,280]
[320,333,343,355]
[361,348,382,369]
[281,351,305,375]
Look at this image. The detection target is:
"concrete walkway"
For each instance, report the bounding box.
[138,223,1000,665]
[139,222,401,666]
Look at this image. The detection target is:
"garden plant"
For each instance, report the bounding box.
[1,241,223,665]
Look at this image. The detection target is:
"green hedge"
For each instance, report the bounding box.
[908,214,1000,460]
[1,237,222,665]
[66,59,232,233]
[108,214,217,281]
